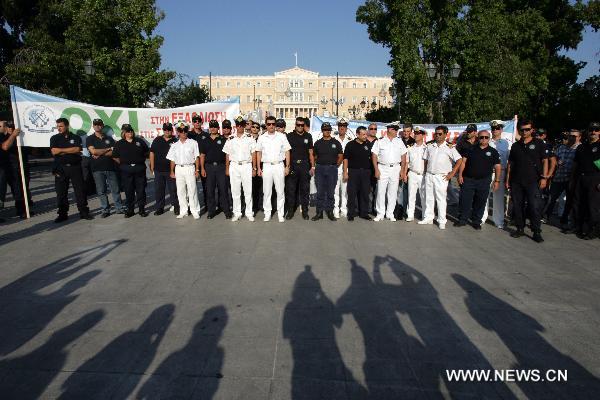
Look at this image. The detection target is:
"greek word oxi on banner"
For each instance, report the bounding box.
[10,86,240,147]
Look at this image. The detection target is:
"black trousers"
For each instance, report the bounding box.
[252,175,262,212]
[347,168,371,218]
[205,163,230,214]
[573,173,600,234]
[120,164,147,210]
[154,171,178,210]
[285,160,310,211]
[315,165,338,212]
[3,161,27,216]
[510,180,542,232]
[459,176,492,224]
[370,175,378,214]
[55,164,89,216]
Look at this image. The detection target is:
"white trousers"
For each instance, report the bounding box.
[175,165,200,215]
[482,169,506,226]
[406,170,425,219]
[423,172,450,224]
[262,163,285,217]
[334,166,347,215]
[375,164,401,218]
[230,163,253,217]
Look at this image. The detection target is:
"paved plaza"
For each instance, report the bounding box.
[0,162,599,399]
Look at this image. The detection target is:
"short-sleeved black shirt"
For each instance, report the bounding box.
[463,145,501,179]
[286,131,313,161]
[200,135,227,164]
[508,138,549,184]
[150,136,177,172]
[50,133,83,166]
[188,130,209,143]
[344,140,372,169]
[574,141,600,174]
[456,136,475,157]
[0,133,9,165]
[314,138,343,165]
[86,134,116,172]
[112,138,148,165]
[402,136,416,147]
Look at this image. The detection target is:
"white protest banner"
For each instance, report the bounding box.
[10,85,240,147]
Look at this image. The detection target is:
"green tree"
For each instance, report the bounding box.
[156,75,210,108]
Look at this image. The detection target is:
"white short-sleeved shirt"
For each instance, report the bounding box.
[407,143,427,173]
[490,138,511,168]
[423,141,462,174]
[166,138,199,165]
[336,135,352,151]
[222,134,256,163]
[371,136,408,164]
[256,132,291,163]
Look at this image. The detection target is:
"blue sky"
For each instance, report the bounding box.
[155,0,599,82]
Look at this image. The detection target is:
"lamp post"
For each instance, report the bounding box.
[426,61,461,123]
[78,59,95,99]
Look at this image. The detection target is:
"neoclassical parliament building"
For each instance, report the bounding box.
[199,66,393,125]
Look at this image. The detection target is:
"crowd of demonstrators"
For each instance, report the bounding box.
[1,115,599,242]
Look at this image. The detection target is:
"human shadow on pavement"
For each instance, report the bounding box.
[137,305,228,400]
[57,304,175,400]
[453,274,600,400]
[0,239,126,356]
[0,310,104,400]
[283,265,368,400]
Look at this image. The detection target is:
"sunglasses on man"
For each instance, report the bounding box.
[296,123,305,127]
[520,127,532,132]
[266,122,275,126]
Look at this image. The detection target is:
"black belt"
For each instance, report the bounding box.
[317,163,337,166]
[293,159,308,164]
[207,161,225,166]
[61,163,81,167]
[349,167,370,170]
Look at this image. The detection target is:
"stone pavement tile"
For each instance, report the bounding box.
[127,373,199,400]
[0,369,66,400]
[218,304,281,339]
[203,337,276,379]
[193,376,271,400]
[274,338,349,381]
[346,381,432,400]
[40,370,125,399]
[269,377,349,400]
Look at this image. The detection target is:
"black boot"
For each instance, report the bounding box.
[286,208,295,220]
[326,210,336,221]
[54,214,68,223]
[124,209,135,218]
[532,232,544,243]
[139,207,148,217]
[311,211,323,221]
[302,208,309,220]
[154,208,164,216]
[510,228,525,238]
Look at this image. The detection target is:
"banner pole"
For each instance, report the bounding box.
[513,114,518,142]
[9,85,31,219]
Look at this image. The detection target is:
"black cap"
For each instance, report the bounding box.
[209,119,219,128]
[536,128,547,136]
[163,122,173,131]
[192,115,203,123]
[466,123,477,132]
[222,119,232,128]
[121,123,134,132]
[321,122,332,131]
[93,118,104,125]
[275,119,286,128]
[589,122,600,130]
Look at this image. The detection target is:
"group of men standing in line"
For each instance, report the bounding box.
[2,115,599,242]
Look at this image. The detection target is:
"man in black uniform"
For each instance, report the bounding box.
[112,124,149,218]
[188,115,208,210]
[366,123,379,215]
[86,118,125,217]
[50,118,93,222]
[506,119,549,242]
[285,116,315,220]
[572,122,600,239]
[1,121,31,218]
[200,119,232,219]
[343,126,372,221]
[312,122,343,221]
[250,121,263,216]
[456,130,502,229]
[150,122,179,216]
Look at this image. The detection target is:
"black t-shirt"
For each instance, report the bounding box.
[150,136,177,172]
[314,138,342,165]
[508,138,549,184]
[113,138,149,165]
[574,141,600,174]
[86,134,116,172]
[402,136,416,147]
[456,136,475,157]
[0,133,9,165]
[188,130,209,142]
[200,135,227,163]
[344,140,372,169]
[463,145,501,179]
[286,131,313,161]
[50,133,83,165]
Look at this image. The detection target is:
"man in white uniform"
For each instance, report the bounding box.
[405,126,427,222]
[256,116,291,222]
[333,117,353,218]
[167,122,201,219]
[371,123,408,221]
[223,118,257,222]
[419,125,463,229]
[482,120,511,228]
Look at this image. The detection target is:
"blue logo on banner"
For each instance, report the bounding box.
[23,105,57,134]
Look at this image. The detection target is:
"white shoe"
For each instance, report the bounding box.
[263,215,271,222]
[496,225,504,229]
[418,219,433,225]
[405,217,414,222]
[176,213,185,219]
[247,215,255,222]
[231,215,240,222]
[333,210,340,219]
[278,217,285,223]
[192,214,200,220]
[341,211,347,217]
[388,217,397,222]
[439,223,446,230]
[170,206,175,213]
[373,216,384,222]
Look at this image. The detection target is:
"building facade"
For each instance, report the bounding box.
[198,66,393,125]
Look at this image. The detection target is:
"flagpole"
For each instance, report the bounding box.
[9,85,31,219]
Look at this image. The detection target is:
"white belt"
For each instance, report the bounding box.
[230,161,251,165]
[410,170,424,175]
[176,163,194,167]
[378,162,400,167]
[264,161,283,165]
[427,171,449,175]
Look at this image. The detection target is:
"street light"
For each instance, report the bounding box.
[425,60,461,122]
[84,59,95,76]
